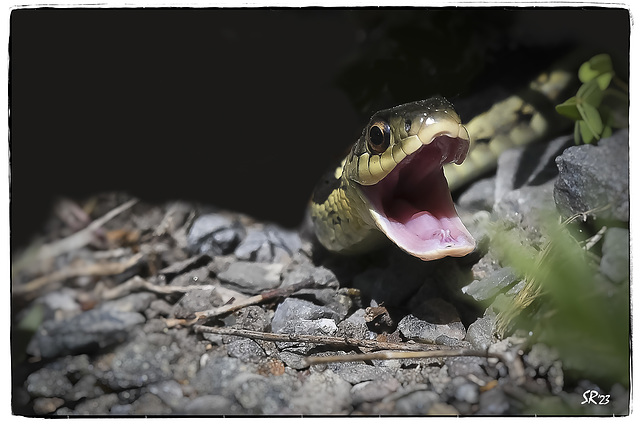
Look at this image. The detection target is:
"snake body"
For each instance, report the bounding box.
[311,64,577,261]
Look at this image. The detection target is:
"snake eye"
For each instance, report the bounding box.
[367,121,391,154]
[404,120,412,134]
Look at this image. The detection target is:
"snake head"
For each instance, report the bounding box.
[345,97,476,261]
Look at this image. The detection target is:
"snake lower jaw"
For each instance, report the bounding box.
[360,139,476,261]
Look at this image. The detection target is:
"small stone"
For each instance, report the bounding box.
[73,393,119,415]
[397,314,466,343]
[231,372,298,414]
[327,361,392,385]
[187,213,244,256]
[465,315,495,351]
[554,129,629,222]
[105,332,180,390]
[148,380,185,410]
[182,395,241,415]
[27,309,145,358]
[394,390,439,415]
[191,356,257,397]
[281,263,338,288]
[271,297,342,334]
[100,292,156,314]
[450,377,479,404]
[26,368,73,398]
[290,370,352,414]
[226,338,266,363]
[217,261,283,292]
[234,225,301,263]
[600,227,629,284]
[172,288,223,318]
[494,180,557,234]
[477,385,509,415]
[462,266,518,301]
[337,309,376,341]
[350,378,400,405]
[33,397,65,415]
[130,393,172,415]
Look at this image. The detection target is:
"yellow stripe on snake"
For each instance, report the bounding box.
[310,64,576,261]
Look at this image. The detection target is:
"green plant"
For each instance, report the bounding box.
[555,54,628,144]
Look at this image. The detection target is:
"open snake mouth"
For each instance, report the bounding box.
[361,135,476,261]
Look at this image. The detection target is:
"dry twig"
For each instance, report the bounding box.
[194,278,315,320]
[101,275,217,300]
[193,325,442,352]
[13,252,144,298]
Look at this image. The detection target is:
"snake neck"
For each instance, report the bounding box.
[310,171,386,254]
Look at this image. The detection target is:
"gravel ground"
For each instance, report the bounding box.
[11,130,630,416]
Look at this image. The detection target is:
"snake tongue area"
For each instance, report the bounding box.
[362,135,476,261]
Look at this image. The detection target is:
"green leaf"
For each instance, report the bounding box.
[601,125,613,140]
[578,53,613,83]
[577,80,603,107]
[555,96,582,121]
[577,101,603,137]
[595,72,613,90]
[578,120,595,144]
[574,122,581,144]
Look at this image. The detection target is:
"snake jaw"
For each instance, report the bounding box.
[360,134,476,261]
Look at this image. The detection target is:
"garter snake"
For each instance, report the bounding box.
[310,62,577,261]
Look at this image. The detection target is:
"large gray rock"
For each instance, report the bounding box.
[554,130,629,222]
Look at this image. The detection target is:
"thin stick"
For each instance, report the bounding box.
[305,349,498,365]
[37,198,139,261]
[193,325,442,352]
[13,252,144,297]
[194,278,315,320]
[101,275,217,300]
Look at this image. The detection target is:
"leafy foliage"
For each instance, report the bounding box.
[491,216,629,388]
[556,54,628,144]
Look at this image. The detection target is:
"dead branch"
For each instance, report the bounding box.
[12,198,139,277]
[13,252,144,298]
[101,275,217,300]
[194,278,314,320]
[37,198,139,261]
[193,325,442,352]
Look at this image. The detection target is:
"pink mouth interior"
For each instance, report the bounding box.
[362,136,475,260]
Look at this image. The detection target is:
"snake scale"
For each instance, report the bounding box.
[310,61,577,261]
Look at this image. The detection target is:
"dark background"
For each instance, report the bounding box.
[10,8,630,251]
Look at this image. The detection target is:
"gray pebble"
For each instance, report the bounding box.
[465,315,495,351]
[218,261,283,292]
[105,333,180,390]
[394,390,440,415]
[226,337,266,363]
[191,355,257,397]
[182,395,242,415]
[271,297,342,334]
[462,266,518,301]
[290,370,352,414]
[187,213,244,256]
[398,314,466,343]
[26,368,73,398]
[27,309,146,359]
[73,393,120,415]
[350,378,400,405]
[327,361,392,385]
[147,380,186,410]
